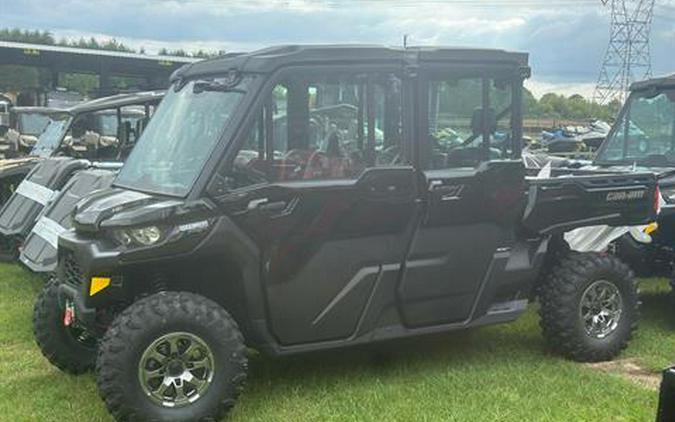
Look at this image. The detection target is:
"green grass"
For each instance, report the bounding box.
[0,263,672,421]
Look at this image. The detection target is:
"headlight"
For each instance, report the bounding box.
[111,221,210,248]
[113,225,164,247]
[661,187,675,204]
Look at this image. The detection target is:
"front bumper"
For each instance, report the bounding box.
[57,282,100,335]
[57,230,126,311]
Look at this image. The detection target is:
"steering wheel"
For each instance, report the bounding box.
[282,149,313,180]
[303,151,329,179]
[232,160,268,185]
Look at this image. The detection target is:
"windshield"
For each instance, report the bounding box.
[596,89,675,167]
[115,77,249,197]
[29,116,71,157]
[18,113,51,136]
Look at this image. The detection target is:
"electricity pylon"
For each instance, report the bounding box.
[593,0,655,105]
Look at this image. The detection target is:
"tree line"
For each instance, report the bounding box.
[523,90,621,122]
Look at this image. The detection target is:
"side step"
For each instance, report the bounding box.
[470,299,529,327]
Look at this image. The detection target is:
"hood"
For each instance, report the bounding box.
[72,187,214,232]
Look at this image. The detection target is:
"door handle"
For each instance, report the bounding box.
[247,198,287,213]
[428,180,444,192]
[428,181,466,201]
[258,201,287,213]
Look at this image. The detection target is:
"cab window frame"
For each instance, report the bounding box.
[221,63,412,189]
[417,64,523,170]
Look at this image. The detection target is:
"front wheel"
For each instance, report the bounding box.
[538,253,639,362]
[96,291,247,422]
[32,279,98,374]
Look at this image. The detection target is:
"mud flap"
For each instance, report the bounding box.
[20,168,117,273]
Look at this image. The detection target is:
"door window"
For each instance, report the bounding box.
[64,105,155,160]
[232,71,406,186]
[426,74,514,169]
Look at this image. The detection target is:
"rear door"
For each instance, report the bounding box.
[398,67,527,327]
[220,66,421,345]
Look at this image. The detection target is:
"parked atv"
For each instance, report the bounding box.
[567,74,675,281]
[0,92,163,207]
[0,91,163,261]
[33,45,658,422]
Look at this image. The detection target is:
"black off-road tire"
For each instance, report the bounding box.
[96,291,247,422]
[32,279,97,374]
[538,252,639,362]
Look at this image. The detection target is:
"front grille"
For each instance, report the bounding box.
[63,253,85,287]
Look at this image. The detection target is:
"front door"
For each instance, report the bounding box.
[398,69,526,327]
[227,67,420,345]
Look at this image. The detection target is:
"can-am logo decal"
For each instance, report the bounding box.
[606,190,645,201]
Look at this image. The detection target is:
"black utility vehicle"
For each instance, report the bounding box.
[0,92,163,206]
[0,92,163,260]
[581,75,675,280]
[34,46,658,421]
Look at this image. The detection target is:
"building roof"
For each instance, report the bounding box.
[171,45,530,81]
[0,40,197,63]
[0,41,198,87]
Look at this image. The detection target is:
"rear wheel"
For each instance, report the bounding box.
[538,253,639,362]
[96,291,247,422]
[32,279,97,374]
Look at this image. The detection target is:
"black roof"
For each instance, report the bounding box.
[64,91,165,115]
[172,45,530,81]
[630,74,675,92]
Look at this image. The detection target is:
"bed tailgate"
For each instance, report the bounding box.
[522,172,658,235]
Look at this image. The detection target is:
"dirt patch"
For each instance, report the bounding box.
[586,359,661,390]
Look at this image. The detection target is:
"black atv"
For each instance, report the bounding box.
[33,45,658,421]
[0,92,163,262]
[581,75,675,282]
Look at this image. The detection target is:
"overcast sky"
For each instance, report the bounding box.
[2,0,675,98]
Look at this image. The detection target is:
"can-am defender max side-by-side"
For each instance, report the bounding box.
[33,46,658,422]
[0,92,164,261]
[585,75,675,282]
[0,92,164,207]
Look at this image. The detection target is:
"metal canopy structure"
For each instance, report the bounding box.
[594,0,656,105]
[0,40,197,95]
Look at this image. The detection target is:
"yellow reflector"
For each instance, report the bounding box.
[89,277,111,296]
[644,222,659,235]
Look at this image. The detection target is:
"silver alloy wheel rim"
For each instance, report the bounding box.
[138,332,215,408]
[579,280,623,339]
